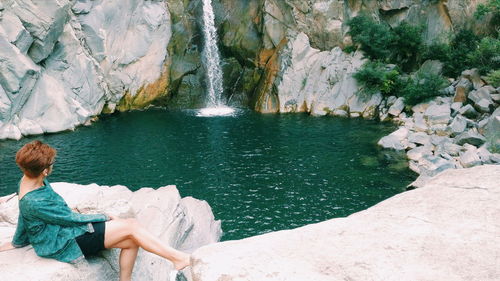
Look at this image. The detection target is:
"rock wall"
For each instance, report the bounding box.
[190,165,500,281]
[0,0,171,140]
[0,0,491,139]
[0,182,222,281]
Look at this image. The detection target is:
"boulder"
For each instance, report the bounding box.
[453,78,472,103]
[412,112,428,132]
[377,127,409,151]
[435,142,463,157]
[0,183,222,281]
[191,165,500,281]
[388,97,405,117]
[416,154,456,177]
[459,148,482,168]
[407,131,431,146]
[273,33,368,117]
[461,69,484,89]
[406,145,433,162]
[458,104,479,119]
[448,115,467,136]
[424,104,451,126]
[454,130,487,147]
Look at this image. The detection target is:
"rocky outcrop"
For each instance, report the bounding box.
[0,182,222,281]
[377,70,500,187]
[254,32,383,117]
[0,0,171,140]
[0,0,492,139]
[190,165,500,281]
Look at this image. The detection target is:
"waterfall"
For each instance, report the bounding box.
[201,0,224,107]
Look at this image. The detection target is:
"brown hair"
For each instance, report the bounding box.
[16,140,57,178]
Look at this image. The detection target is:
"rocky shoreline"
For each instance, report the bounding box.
[377,69,499,187]
[0,182,221,281]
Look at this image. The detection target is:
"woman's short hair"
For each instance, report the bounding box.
[16,140,57,178]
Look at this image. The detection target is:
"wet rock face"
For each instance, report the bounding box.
[0,183,222,281]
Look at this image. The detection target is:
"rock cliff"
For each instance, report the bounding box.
[0,182,222,281]
[190,165,500,281]
[0,0,492,139]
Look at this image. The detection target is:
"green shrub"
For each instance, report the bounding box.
[485,70,500,87]
[425,29,481,78]
[467,37,500,74]
[390,22,425,71]
[475,0,500,18]
[422,43,451,63]
[398,71,448,106]
[346,15,393,61]
[353,61,402,96]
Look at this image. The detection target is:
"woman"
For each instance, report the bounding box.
[0,141,190,281]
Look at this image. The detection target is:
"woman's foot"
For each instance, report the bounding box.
[173,252,191,270]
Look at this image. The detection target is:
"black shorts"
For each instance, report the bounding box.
[75,222,106,257]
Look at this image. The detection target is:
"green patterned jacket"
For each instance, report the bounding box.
[12,179,108,263]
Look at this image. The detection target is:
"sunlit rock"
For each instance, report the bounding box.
[0,183,221,281]
[191,165,500,281]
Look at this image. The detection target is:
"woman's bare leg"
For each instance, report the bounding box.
[112,239,139,281]
[104,219,190,270]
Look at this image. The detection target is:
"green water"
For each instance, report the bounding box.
[0,109,415,240]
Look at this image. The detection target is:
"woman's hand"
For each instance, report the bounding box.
[107,214,118,221]
[0,242,15,252]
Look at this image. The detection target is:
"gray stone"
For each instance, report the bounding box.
[491,93,500,103]
[484,114,500,152]
[475,99,493,113]
[458,104,479,119]
[1,182,222,281]
[450,102,463,115]
[435,142,463,157]
[408,131,431,146]
[459,148,482,168]
[477,146,493,164]
[406,145,433,161]
[331,109,348,117]
[411,102,430,114]
[454,78,472,103]
[377,127,409,151]
[72,0,93,15]
[413,112,428,132]
[448,115,467,136]
[419,60,443,76]
[192,166,500,281]
[417,154,456,177]
[424,104,451,126]
[442,85,455,96]
[461,69,484,89]
[388,97,405,117]
[491,153,500,163]
[386,96,397,107]
[428,124,450,136]
[454,130,487,146]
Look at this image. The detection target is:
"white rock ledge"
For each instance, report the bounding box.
[191,165,500,281]
[0,182,222,281]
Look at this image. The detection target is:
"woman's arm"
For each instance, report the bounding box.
[27,199,108,227]
[11,215,29,248]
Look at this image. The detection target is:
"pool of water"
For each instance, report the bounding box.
[0,108,415,240]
